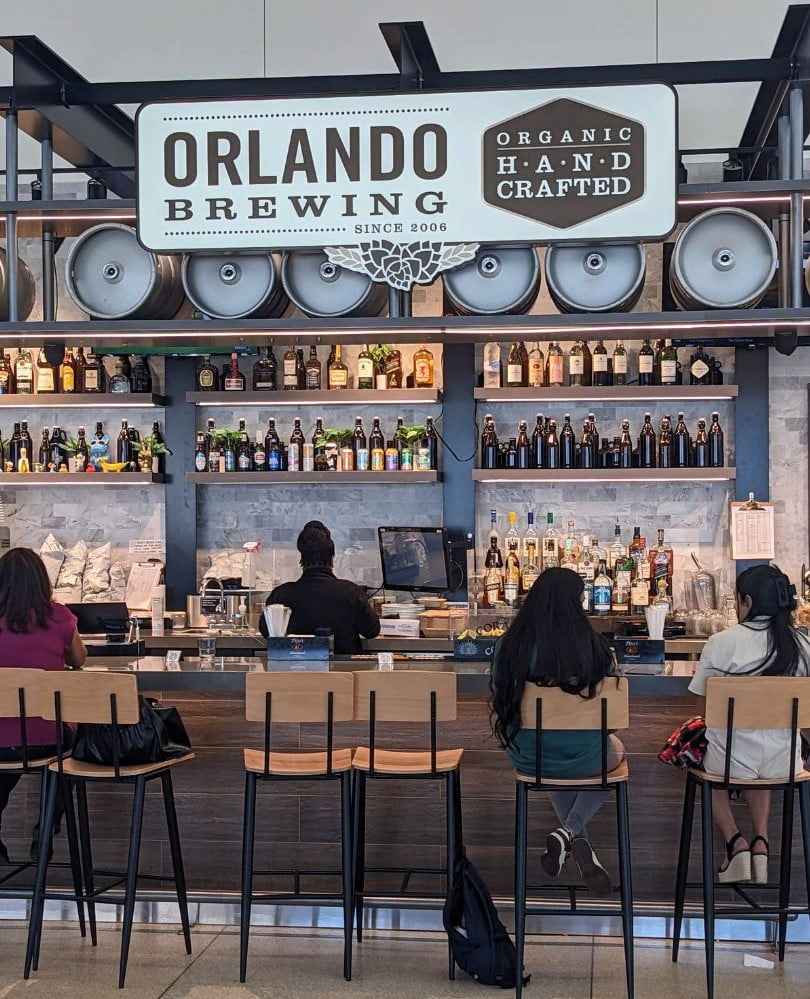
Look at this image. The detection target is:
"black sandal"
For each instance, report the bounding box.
[751,835,769,885]
[718,831,751,884]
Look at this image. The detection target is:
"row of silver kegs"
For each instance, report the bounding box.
[0,206,799,321]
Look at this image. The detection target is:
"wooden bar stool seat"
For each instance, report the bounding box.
[672,676,810,999]
[0,754,59,770]
[240,672,355,985]
[50,753,193,780]
[352,746,463,774]
[243,746,352,776]
[513,678,633,999]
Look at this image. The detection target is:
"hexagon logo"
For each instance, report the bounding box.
[482,97,645,229]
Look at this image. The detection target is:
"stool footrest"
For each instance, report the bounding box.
[251,891,347,904]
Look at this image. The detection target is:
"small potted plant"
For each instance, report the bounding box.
[132,433,173,473]
[396,424,426,470]
[369,344,392,390]
[314,427,352,470]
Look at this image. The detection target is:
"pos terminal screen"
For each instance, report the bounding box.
[377,526,450,593]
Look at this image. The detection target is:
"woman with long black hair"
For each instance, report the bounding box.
[689,563,810,884]
[490,567,624,895]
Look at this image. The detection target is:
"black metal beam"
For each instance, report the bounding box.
[0,36,136,197]
[379,21,440,88]
[163,356,197,609]
[734,346,770,571]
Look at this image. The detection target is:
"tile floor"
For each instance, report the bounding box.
[0,921,808,998]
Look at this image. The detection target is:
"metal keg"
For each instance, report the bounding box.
[670,208,778,310]
[65,223,186,319]
[281,250,388,317]
[442,244,540,315]
[0,248,35,321]
[181,252,289,319]
[544,243,646,313]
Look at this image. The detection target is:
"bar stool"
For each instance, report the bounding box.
[514,678,633,999]
[23,672,195,989]
[351,669,462,979]
[240,671,355,983]
[0,668,86,932]
[672,675,810,999]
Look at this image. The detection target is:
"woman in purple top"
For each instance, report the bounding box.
[0,547,86,863]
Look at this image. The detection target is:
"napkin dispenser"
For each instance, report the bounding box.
[265,635,331,662]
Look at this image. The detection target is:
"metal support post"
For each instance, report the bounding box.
[789,83,805,309]
[777,112,791,307]
[41,120,56,321]
[5,110,19,322]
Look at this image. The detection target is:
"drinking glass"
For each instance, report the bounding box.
[198,636,217,670]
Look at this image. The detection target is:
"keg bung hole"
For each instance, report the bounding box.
[478,255,501,278]
[102,261,122,283]
[584,252,606,275]
[219,262,241,284]
[319,261,339,282]
[712,247,735,272]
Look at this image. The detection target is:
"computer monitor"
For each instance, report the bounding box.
[67,601,130,636]
[378,527,451,593]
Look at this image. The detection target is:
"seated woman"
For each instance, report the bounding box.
[689,563,810,884]
[490,567,624,896]
[0,547,87,863]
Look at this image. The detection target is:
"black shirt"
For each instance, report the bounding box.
[261,566,381,654]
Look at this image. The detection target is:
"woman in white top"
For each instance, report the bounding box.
[689,564,810,884]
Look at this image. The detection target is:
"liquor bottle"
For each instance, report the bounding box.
[560,413,575,469]
[488,508,500,550]
[652,339,663,385]
[653,578,671,614]
[282,345,298,390]
[522,512,540,593]
[395,416,405,463]
[352,416,367,468]
[38,427,50,469]
[223,433,236,473]
[638,412,656,468]
[579,419,594,468]
[413,344,434,388]
[587,413,599,454]
[289,417,305,471]
[608,521,627,572]
[131,356,152,393]
[649,528,674,596]
[0,349,15,394]
[504,512,521,606]
[14,348,33,395]
[312,417,326,463]
[384,347,403,388]
[581,340,593,387]
[36,348,56,394]
[618,419,632,468]
[531,413,545,469]
[689,345,711,385]
[328,345,349,390]
[546,342,564,387]
[593,561,612,614]
[611,553,632,614]
[484,538,504,607]
[658,415,673,468]
[17,446,30,474]
[222,352,245,391]
[194,431,207,473]
[637,339,654,386]
[564,519,581,565]
[481,415,499,470]
[205,419,220,473]
[234,419,250,471]
[545,419,559,469]
[578,535,596,584]
[82,349,103,393]
[612,340,628,385]
[424,417,438,470]
[264,417,280,455]
[74,426,89,471]
[506,342,525,388]
[673,412,690,468]
[592,339,611,386]
[482,342,502,389]
[659,340,678,386]
[516,420,530,469]
[266,433,281,472]
[694,418,709,467]
[127,424,141,470]
[74,346,87,393]
[709,411,724,467]
[305,345,321,390]
[116,420,132,467]
[253,430,267,471]
[296,348,306,389]
[251,348,274,391]
[527,343,544,387]
[542,512,558,570]
[59,347,78,393]
[568,340,584,386]
[108,358,131,393]
[89,422,109,470]
[119,355,133,380]
[8,422,21,470]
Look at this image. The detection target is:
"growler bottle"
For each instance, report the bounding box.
[658,416,673,468]
[516,420,530,469]
[638,412,656,468]
[619,419,633,469]
[531,413,545,469]
[481,416,499,470]
[560,413,575,469]
[579,420,594,468]
[673,412,690,467]
[694,418,709,468]
[708,412,724,467]
[545,420,560,469]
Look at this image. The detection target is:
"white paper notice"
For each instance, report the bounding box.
[730,504,775,561]
[129,539,166,557]
[125,562,164,612]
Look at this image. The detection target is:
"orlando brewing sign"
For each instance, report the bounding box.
[137,84,676,289]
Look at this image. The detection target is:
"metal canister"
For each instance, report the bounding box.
[400,446,413,470]
[416,446,431,470]
[0,248,36,321]
[281,250,388,317]
[544,243,646,313]
[181,251,289,318]
[302,444,315,471]
[339,446,354,471]
[443,244,541,315]
[356,448,370,471]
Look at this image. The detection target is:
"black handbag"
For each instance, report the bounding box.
[72,696,192,767]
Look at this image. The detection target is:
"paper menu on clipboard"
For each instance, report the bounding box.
[730,501,775,561]
[125,562,164,612]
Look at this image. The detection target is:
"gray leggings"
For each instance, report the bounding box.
[548,735,625,838]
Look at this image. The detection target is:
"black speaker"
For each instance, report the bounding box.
[775,330,798,355]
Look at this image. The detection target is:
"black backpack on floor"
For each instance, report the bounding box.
[443,852,529,989]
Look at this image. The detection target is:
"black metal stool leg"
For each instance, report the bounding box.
[445,769,457,981]
[616,782,634,999]
[239,771,257,983]
[340,771,353,982]
[798,781,810,924]
[514,780,528,999]
[672,773,696,962]
[75,781,97,946]
[700,781,716,999]
[23,769,58,979]
[352,771,367,943]
[118,775,146,989]
[777,785,795,961]
[161,771,191,955]
[60,779,86,939]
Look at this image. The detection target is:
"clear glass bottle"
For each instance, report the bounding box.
[504,512,521,607]
[522,512,539,585]
[546,342,564,387]
[131,356,152,393]
[109,358,132,393]
[648,528,674,597]
[612,340,628,385]
[36,348,56,394]
[542,512,558,570]
[567,340,584,386]
[482,342,502,389]
[15,348,34,395]
[527,343,545,387]
[659,339,678,385]
[506,342,524,388]
[413,344,434,388]
[593,560,612,614]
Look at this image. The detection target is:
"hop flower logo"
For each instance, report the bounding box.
[324,240,478,291]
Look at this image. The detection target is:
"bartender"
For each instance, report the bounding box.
[260,520,380,654]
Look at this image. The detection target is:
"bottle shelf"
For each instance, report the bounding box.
[187,470,439,485]
[472,467,734,483]
[0,472,165,485]
[0,393,166,408]
[186,389,441,407]
[473,386,739,404]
